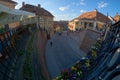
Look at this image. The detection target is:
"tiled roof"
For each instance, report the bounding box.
[114,13,120,22]
[1,0,17,4]
[20,4,54,17]
[76,9,111,23]
[80,18,96,21]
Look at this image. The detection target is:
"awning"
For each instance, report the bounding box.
[0,4,35,17]
[0,4,35,25]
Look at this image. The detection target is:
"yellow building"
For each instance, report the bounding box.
[68,9,111,31]
[20,2,54,36]
[114,13,120,22]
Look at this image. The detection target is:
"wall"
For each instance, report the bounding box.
[9,22,20,29]
[80,29,101,53]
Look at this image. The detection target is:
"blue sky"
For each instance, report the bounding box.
[14,0,120,21]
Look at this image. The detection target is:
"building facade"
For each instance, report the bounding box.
[68,9,111,31]
[20,2,54,36]
[53,21,68,33]
[0,0,20,29]
[114,13,120,22]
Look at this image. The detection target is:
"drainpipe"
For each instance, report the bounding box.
[93,18,96,30]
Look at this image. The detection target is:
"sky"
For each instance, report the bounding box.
[14,0,120,21]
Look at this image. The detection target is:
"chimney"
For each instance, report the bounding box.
[22,2,25,6]
[38,4,41,8]
[94,8,97,12]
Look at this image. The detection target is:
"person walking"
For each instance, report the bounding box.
[50,41,53,47]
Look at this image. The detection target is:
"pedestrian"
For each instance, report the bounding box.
[50,41,53,47]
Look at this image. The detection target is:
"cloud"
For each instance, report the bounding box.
[80,0,85,6]
[71,0,85,6]
[80,2,85,6]
[98,1,108,8]
[59,6,69,11]
[80,9,86,13]
[81,0,84,1]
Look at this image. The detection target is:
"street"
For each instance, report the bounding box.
[46,32,86,78]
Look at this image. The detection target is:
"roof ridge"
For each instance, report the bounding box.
[20,4,54,17]
[1,0,17,4]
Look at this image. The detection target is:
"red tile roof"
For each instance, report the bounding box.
[76,9,111,23]
[20,4,54,17]
[1,0,17,4]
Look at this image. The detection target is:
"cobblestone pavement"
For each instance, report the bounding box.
[46,32,86,78]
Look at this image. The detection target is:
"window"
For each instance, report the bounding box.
[76,22,78,25]
[84,22,87,28]
[89,23,93,27]
[80,22,82,25]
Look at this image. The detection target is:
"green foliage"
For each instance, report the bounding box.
[91,50,97,59]
[94,42,101,49]
[0,12,7,17]
[17,49,25,56]
[23,32,36,80]
[54,39,103,80]
[0,27,6,34]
